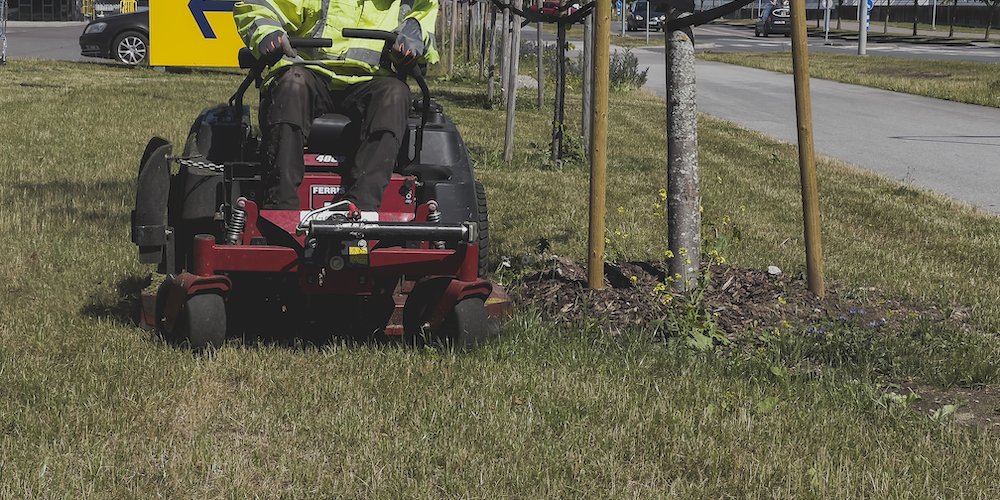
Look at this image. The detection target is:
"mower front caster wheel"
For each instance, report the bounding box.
[157,289,227,350]
[403,282,496,349]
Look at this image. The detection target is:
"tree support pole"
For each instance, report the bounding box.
[665,22,700,292]
[587,0,610,289]
[790,0,825,297]
[503,0,522,161]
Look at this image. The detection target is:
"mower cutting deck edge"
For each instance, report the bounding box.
[131,31,511,349]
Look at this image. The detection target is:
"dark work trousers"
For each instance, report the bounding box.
[259,66,410,210]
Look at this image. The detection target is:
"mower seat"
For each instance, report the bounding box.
[307,113,358,154]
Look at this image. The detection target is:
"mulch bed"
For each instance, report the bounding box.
[506,256,966,337]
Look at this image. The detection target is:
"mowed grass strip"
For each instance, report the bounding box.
[698,51,1000,108]
[2,60,1000,495]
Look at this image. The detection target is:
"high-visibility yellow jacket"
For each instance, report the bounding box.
[233,0,439,89]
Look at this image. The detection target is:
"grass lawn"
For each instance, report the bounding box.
[698,51,1000,108]
[2,59,1000,495]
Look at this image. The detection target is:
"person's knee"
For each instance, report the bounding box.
[272,67,313,101]
[368,79,410,137]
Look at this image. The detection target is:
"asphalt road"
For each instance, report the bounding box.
[546,23,1000,212]
[4,21,88,61]
[692,23,1000,64]
[635,51,1000,212]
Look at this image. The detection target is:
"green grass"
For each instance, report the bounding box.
[698,51,1000,107]
[3,59,1000,495]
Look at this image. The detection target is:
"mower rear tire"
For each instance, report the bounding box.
[160,292,227,350]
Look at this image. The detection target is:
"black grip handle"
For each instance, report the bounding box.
[288,37,333,48]
[341,28,398,43]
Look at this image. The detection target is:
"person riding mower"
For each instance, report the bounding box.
[233,0,439,211]
[130,0,511,350]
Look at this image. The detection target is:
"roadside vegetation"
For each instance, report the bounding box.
[2,59,1000,495]
[699,51,1000,107]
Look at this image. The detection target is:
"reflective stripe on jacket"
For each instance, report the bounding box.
[234,0,439,89]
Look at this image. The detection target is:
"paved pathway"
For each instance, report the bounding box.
[631,46,1000,212]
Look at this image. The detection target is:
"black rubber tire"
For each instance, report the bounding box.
[438,297,494,349]
[404,284,493,350]
[168,293,227,350]
[113,31,149,66]
[474,181,489,277]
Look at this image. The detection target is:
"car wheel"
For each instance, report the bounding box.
[114,31,148,66]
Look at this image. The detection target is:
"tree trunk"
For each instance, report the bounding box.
[537,0,544,108]
[666,26,701,292]
[582,12,593,155]
[551,21,567,161]
[986,5,996,40]
[499,5,511,105]
[883,0,890,34]
[836,0,842,29]
[913,0,918,36]
[479,1,488,79]
[486,4,498,107]
[449,0,457,74]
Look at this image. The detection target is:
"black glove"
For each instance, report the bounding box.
[257,30,296,66]
[392,19,424,67]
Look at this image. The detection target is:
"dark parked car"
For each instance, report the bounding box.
[755,6,790,37]
[79,10,150,65]
[626,1,666,31]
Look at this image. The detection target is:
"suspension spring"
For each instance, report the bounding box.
[226,198,248,244]
[427,200,445,249]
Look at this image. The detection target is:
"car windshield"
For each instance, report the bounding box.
[633,2,665,14]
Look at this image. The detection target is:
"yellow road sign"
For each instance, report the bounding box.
[149,0,244,67]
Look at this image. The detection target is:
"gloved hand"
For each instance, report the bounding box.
[392,19,424,67]
[257,30,296,66]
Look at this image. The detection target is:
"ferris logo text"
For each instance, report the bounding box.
[311,185,344,195]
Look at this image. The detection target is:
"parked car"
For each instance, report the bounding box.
[626,1,667,31]
[79,10,150,65]
[755,6,791,37]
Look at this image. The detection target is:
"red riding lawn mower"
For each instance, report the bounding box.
[131,29,511,349]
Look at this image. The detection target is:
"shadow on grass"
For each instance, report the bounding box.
[80,274,150,327]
